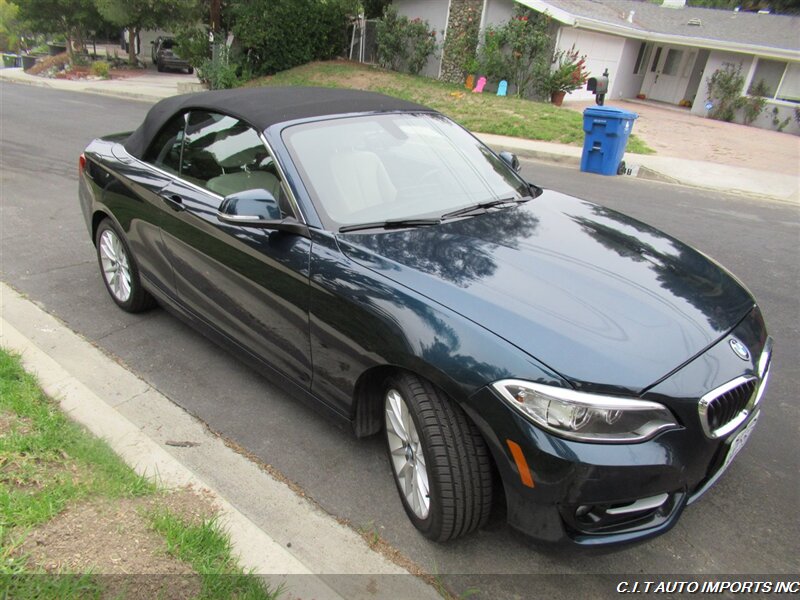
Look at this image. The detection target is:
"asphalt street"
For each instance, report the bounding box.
[2,84,798,596]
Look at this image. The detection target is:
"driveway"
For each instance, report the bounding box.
[568,99,800,176]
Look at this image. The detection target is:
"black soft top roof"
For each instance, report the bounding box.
[123,86,430,159]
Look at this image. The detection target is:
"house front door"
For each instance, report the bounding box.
[642,45,694,104]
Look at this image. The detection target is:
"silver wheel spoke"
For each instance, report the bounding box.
[385,387,431,520]
[399,461,412,495]
[99,229,133,303]
[385,390,408,443]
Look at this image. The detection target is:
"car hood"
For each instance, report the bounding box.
[336,192,755,394]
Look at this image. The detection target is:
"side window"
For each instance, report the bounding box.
[143,113,187,175]
[181,111,295,218]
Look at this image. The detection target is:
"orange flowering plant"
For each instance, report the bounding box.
[547,45,588,94]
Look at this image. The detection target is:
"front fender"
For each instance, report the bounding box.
[307,229,565,418]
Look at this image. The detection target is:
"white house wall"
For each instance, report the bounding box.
[612,38,647,101]
[556,28,626,102]
[692,51,799,134]
[685,49,710,105]
[393,0,451,77]
[482,0,515,28]
[691,50,753,116]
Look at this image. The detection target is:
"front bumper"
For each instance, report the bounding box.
[463,311,771,546]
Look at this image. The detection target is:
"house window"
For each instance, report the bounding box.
[650,47,662,72]
[633,42,651,75]
[748,59,800,103]
[662,49,683,76]
[748,59,786,96]
[776,63,800,102]
[682,51,696,78]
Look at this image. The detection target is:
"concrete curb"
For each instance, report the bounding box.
[0,282,439,600]
[0,70,163,103]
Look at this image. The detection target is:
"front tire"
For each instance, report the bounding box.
[95,219,156,313]
[384,373,492,541]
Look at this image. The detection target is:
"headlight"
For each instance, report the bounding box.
[492,380,679,443]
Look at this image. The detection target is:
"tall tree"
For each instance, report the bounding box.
[95,0,197,64]
[17,0,106,57]
[0,0,21,52]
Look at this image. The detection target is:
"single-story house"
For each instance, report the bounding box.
[393,0,800,133]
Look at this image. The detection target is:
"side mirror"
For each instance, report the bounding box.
[499,151,521,172]
[217,188,309,237]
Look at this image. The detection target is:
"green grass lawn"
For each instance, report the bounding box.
[248,61,654,155]
[0,348,280,600]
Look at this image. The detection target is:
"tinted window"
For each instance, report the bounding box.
[181,111,294,217]
[143,113,186,175]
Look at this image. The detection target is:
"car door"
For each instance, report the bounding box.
[103,112,188,302]
[159,110,313,386]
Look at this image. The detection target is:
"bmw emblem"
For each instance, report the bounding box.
[729,338,750,361]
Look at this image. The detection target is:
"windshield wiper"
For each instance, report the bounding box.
[441,195,531,220]
[338,218,441,233]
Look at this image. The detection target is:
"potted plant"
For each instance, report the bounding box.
[546,45,588,106]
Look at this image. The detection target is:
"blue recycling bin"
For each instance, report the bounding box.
[580,106,638,176]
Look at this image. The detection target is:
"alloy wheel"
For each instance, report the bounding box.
[385,388,430,520]
[99,228,132,303]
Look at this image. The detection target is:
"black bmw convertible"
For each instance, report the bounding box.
[78,87,771,545]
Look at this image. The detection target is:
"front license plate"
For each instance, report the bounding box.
[688,411,760,504]
[720,412,759,472]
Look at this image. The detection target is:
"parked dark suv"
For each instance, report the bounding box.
[151,37,192,74]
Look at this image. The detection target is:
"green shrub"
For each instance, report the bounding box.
[477,8,553,98]
[72,52,90,67]
[706,62,746,122]
[376,5,437,75]
[175,25,211,71]
[742,79,768,125]
[230,0,353,77]
[770,106,790,132]
[197,44,239,90]
[90,60,110,79]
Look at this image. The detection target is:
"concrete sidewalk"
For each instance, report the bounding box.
[1,65,797,203]
[0,66,201,102]
[0,282,440,600]
[478,132,800,203]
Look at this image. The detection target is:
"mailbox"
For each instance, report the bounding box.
[587,76,608,94]
[587,69,610,106]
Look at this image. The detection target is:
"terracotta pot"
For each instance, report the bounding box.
[550,91,566,106]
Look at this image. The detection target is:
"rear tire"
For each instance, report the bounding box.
[157,61,164,72]
[95,219,156,313]
[384,372,492,541]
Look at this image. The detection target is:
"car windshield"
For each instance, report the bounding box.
[282,113,530,230]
